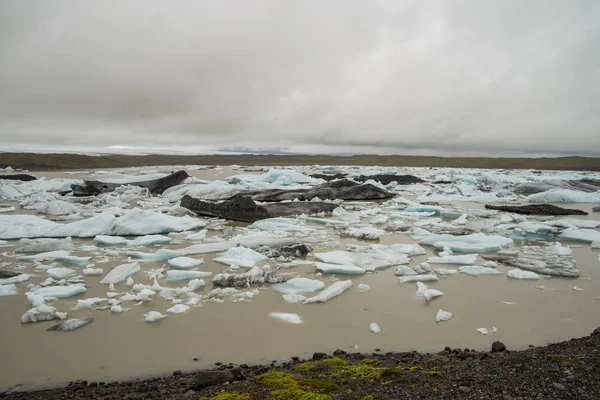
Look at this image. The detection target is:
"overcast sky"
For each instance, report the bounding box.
[1,1,599,156]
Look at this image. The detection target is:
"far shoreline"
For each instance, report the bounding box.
[1,152,599,171]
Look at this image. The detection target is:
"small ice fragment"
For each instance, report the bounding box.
[492,327,498,333]
[144,311,167,322]
[534,286,545,290]
[357,283,370,293]
[166,270,211,281]
[502,301,516,305]
[573,286,584,291]
[282,294,306,303]
[436,310,452,322]
[369,322,381,334]
[168,256,204,269]
[434,268,458,276]
[507,269,540,280]
[415,282,443,301]
[83,267,103,276]
[272,278,325,295]
[398,274,438,284]
[47,267,75,280]
[111,304,129,313]
[167,304,190,313]
[269,312,302,324]
[304,280,353,304]
[477,328,488,335]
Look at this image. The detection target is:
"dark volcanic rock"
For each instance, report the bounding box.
[309,173,347,181]
[247,179,394,202]
[485,204,587,216]
[71,170,189,196]
[180,194,338,223]
[355,174,425,185]
[492,341,506,352]
[192,370,235,390]
[0,174,37,181]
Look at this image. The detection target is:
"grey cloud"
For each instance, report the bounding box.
[1,0,599,155]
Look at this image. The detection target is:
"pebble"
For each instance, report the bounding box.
[552,382,566,391]
[460,386,471,393]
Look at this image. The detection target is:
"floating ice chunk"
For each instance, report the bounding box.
[0,284,17,296]
[394,266,417,276]
[168,256,205,269]
[185,230,207,240]
[315,250,410,271]
[166,270,211,281]
[357,283,370,292]
[167,304,190,313]
[369,323,381,334]
[94,234,171,246]
[144,311,167,322]
[107,209,207,236]
[0,213,115,239]
[272,278,325,295]
[559,228,600,243]
[127,249,183,261]
[436,310,452,322]
[100,262,141,285]
[111,304,128,313]
[482,260,498,268]
[21,304,68,323]
[125,277,134,287]
[181,232,296,255]
[477,328,488,335]
[434,268,458,276]
[527,188,600,203]
[135,288,155,301]
[428,254,478,265]
[320,241,341,248]
[343,227,385,240]
[20,251,90,267]
[415,282,443,301]
[18,238,74,253]
[503,301,516,305]
[186,279,206,292]
[507,269,540,280]
[250,218,313,232]
[592,241,600,249]
[283,294,306,303]
[233,290,259,299]
[73,297,107,310]
[32,285,86,300]
[398,274,438,284]
[47,267,75,279]
[315,262,365,275]
[304,280,353,304]
[492,327,498,333]
[83,267,103,276]
[453,214,468,225]
[459,266,504,276]
[415,232,512,253]
[207,287,241,299]
[0,273,30,285]
[26,292,46,307]
[269,312,303,324]
[573,286,584,291]
[213,246,267,268]
[48,318,93,332]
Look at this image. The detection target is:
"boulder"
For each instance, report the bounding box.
[192,370,236,390]
[491,341,506,352]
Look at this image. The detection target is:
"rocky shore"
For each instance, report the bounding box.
[4,328,599,400]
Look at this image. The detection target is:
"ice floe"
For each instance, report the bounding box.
[100,262,141,285]
[269,312,303,324]
[369,323,381,334]
[507,269,540,280]
[304,280,353,304]
[459,266,504,276]
[415,282,443,301]
[436,310,452,322]
[213,246,267,268]
[166,270,211,281]
[167,256,205,269]
[272,278,325,295]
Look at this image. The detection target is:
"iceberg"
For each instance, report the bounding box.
[21,304,68,323]
[459,266,504,276]
[127,249,183,261]
[47,267,75,279]
[269,312,303,324]
[20,251,90,267]
[0,283,17,296]
[369,323,381,334]
[304,280,353,304]
[398,274,438,284]
[100,262,141,284]
[415,282,443,301]
[343,227,385,240]
[166,270,211,281]
[283,294,306,303]
[32,285,86,300]
[213,246,267,268]
[108,209,207,236]
[527,189,600,203]
[0,273,30,285]
[168,256,205,269]
[315,262,366,275]
[427,254,478,264]
[558,228,600,243]
[167,304,190,314]
[181,232,296,255]
[315,250,410,271]
[272,278,325,294]
[186,230,207,240]
[144,311,167,322]
[18,238,74,253]
[83,267,103,276]
[434,268,458,276]
[414,231,512,253]
[436,310,452,322]
[73,297,107,310]
[507,269,540,280]
[94,234,171,246]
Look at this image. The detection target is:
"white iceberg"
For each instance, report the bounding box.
[315,250,410,271]
[0,284,17,296]
[20,250,90,267]
[166,270,211,281]
[168,256,205,269]
[282,294,306,303]
[31,285,86,300]
[434,268,458,276]
[428,254,478,265]
[73,297,107,310]
[213,246,267,268]
[94,234,171,246]
[47,267,75,279]
[304,280,353,304]
[357,283,370,292]
[343,227,385,240]
[127,249,183,261]
[436,310,452,322]
[507,269,540,280]
[559,228,600,243]
[398,274,438,284]
[82,267,104,276]
[186,230,207,240]
[269,312,303,324]
[415,282,443,301]
[100,262,141,284]
[0,273,30,285]
[369,322,381,334]
[167,304,190,313]
[315,262,365,275]
[459,266,504,276]
[250,218,313,233]
[272,278,325,295]
[144,311,167,322]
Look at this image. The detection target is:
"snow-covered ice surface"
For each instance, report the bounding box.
[1,165,600,391]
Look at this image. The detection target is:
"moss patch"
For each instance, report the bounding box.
[294,357,347,372]
[199,393,250,400]
[298,379,338,393]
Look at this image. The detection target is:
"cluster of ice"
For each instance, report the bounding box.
[250,218,314,233]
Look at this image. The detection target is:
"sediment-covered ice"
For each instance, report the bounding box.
[18,238,74,253]
[272,278,325,294]
[343,227,385,240]
[507,269,540,280]
[213,265,287,287]
[100,262,141,284]
[304,280,353,304]
[181,232,296,255]
[213,246,267,268]
[21,304,68,323]
[269,312,303,324]
[315,262,366,275]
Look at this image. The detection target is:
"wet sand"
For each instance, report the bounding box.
[0,167,599,392]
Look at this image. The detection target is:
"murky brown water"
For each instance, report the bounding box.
[1,167,599,391]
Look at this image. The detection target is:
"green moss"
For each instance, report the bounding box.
[298,379,338,393]
[255,371,298,389]
[408,366,422,372]
[294,357,347,372]
[424,370,442,377]
[378,367,403,379]
[362,396,376,400]
[199,393,250,400]
[298,394,331,400]
[270,387,332,400]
